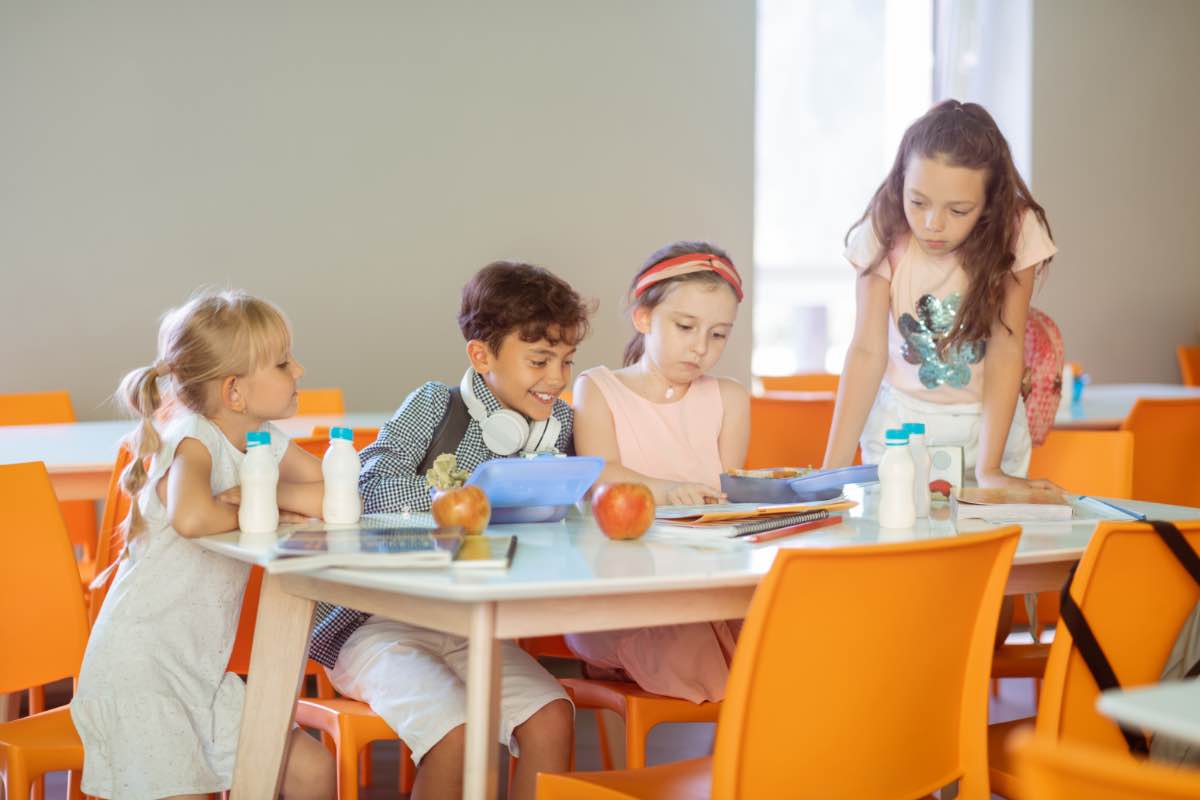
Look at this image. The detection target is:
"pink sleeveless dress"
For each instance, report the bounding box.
[566,366,739,703]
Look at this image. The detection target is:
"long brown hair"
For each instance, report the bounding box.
[623,241,738,366]
[115,289,291,542]
[848,99,1053,354]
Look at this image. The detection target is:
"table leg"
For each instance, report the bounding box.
[229,572,314,799]
[463,602,501,800]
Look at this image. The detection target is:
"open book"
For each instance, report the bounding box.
[654,499,855,539]
[267,526,464,573]
[950,487,1073,522]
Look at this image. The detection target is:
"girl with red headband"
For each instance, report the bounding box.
[566,241,749,703]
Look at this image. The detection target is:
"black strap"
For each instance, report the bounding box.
[1059,520,1200,755]
[417,387,471,476]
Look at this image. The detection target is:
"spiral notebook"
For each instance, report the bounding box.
[654,508,832,539]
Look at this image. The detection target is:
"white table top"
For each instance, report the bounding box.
[1054,383,1200,428]
[0,413,390,470]
[196,488,1200,604]
[1097,680,1200,745]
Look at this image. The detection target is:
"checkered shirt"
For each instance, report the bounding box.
[307,372,574,668]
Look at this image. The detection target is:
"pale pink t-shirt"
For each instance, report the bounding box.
[583,365,726,489]
[845,208,1057,403]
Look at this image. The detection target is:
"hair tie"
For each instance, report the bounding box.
[633,254,744,301]
[153,360,171,378]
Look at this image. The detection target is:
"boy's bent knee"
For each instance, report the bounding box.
[515,698,574,739]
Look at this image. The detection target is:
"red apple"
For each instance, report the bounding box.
[592,482,655,540]
[431,485,491,535]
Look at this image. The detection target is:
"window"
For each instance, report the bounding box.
[754,0,933,377]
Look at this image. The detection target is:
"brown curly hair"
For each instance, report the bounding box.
[458,261,593,353]
[848,100,1053,355]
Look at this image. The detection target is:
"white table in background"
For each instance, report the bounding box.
[197,492,1200,799]
[1098,680,1200,745]
[0,413,388,500]
[1053,383,1200,430]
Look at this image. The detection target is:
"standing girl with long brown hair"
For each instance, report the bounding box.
[823,100,1057,488]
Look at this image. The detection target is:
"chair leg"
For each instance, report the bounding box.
[360,744,373,786]
[625,706,650,770]
[507,752,518,800]
[593,710,614,771]
[68,770,85,800]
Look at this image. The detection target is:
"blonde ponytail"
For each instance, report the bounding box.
[116,363,166,542]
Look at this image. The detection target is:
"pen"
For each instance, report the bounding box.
[1077,495,1147,521]
[742,515,843,544]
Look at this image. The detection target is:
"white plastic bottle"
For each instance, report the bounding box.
[239,431,279,534]
[878,428,916,529]
[322,426,362,525]
[903,422,931,518]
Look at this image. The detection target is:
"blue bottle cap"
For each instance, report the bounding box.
[330,427,354,441]
[246,431,271,447]
[885,429,909,444]
[902,422,926,436]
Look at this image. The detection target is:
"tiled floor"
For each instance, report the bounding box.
[38,673,1039,799]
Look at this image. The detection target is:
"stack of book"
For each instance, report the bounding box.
[653,499,854,542]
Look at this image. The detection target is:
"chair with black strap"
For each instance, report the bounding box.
[988,520,1200,797]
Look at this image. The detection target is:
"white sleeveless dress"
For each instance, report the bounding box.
[72,413,287,799]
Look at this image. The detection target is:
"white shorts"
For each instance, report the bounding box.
[860,383,1031,478]
[327,616,571,766]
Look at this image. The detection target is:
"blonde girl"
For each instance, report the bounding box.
[823,100,1057,488]
[72,289,334,800]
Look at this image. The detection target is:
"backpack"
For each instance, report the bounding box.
[1058,520,1200,765]
[1021,307,1065,446]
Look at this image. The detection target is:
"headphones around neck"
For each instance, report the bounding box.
[459,369,561,456]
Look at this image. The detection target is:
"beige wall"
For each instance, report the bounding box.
[1032,0,1200,383]
[1,2,755,419]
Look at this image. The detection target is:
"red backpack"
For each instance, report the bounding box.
[1021,307,1065,445]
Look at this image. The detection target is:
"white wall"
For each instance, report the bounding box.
[1032,0,1200,382]
[0,1,755,419]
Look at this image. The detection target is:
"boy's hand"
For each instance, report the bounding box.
[664,482,727,506]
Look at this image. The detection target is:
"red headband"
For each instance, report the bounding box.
[632,254,744,301]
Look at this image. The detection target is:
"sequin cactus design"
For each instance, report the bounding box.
[898,293,986,389]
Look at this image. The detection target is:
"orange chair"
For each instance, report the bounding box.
[517,635,721,771]
[994,430,1137,691]
[0,462,89,800]
[745,394,836,469]
[294,698,416,800]
[0,391,100,593]
[988,521,1200,797]
[87,446,135,628]
[310,426,380,452]
[538,526,1021,800]
[1013,731,1200,799]
[757,373,840,392]
[1177,345,1200,387]
[1120,398,1200,506]
[297,388,346,415]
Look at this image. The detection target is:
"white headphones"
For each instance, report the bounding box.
[459,369,561,456]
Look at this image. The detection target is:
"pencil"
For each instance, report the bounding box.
[742,515,843,544]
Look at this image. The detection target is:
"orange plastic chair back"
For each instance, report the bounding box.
[709,527,1020,800]
[745,393,835,469]
[1014,731,1200,799]
[1177,345,1200,386]
[1037,521,1200,755]
[558,390,573,406]
[88,446,135,626]
[311,426,380,452]
[1028,430,1134,498]
[757,373,840,392]
[0,462,90,692]
[297,387,345,415]
[1120,399,1200,506]
[293,435,330,458]
[0,391,76,426]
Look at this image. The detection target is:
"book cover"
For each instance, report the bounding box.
[268,526,464,573]
[950,487,1073,521]
[452,535,518,570]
